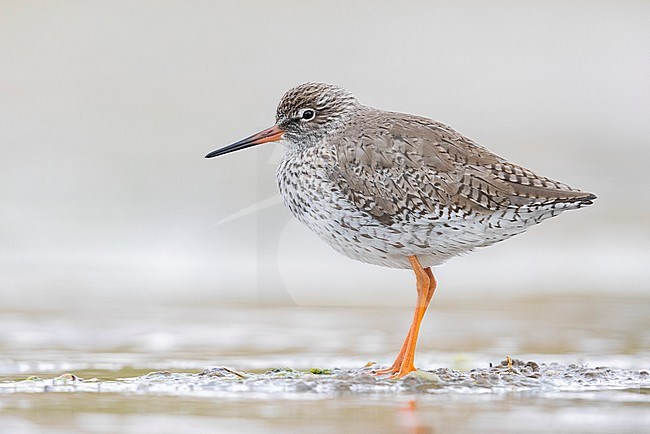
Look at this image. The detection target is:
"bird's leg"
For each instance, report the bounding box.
[373,269,437,375]
[373,257,431,375]
[391,257,437,377]
[373,255,437,378]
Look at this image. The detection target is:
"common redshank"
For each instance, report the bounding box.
[206,82,596,378]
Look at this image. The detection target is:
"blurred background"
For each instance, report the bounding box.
[2,3,649,431]
[1,0,649,308]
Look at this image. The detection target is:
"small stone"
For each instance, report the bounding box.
[403,370,441,382]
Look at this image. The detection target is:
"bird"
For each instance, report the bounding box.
[205,82,596,378]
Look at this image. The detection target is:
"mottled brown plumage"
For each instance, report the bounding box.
[334,109,593,226]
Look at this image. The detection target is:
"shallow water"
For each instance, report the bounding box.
[1,296,648,433]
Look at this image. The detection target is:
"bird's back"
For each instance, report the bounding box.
[333,108,595,226]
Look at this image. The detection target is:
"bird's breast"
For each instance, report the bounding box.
[276,146,335,223]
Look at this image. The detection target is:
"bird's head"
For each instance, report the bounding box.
[205,82,358,158]
[275,82,359,145]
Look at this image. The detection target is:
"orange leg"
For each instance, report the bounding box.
[374,255,437,378]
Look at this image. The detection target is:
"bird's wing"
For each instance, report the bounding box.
[333,112,593,225]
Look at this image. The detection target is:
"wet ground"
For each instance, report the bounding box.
[1,295,648,433]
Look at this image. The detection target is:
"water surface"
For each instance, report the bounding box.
[1,295,648,433]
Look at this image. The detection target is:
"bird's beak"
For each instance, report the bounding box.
[205,125,285,158]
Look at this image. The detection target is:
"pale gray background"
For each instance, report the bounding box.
[2,1,648,306]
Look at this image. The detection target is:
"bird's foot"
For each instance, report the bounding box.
[372,366,398,376]
[372,362,417,379]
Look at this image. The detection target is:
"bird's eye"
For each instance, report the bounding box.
[300,109,316,121]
